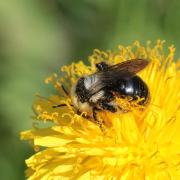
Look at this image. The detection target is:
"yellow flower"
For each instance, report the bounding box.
[21,40,180,179]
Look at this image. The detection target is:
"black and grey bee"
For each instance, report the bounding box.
[54,59,149,126]
[71,59,149,120]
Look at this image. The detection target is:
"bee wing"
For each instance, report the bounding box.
[100,59,149,78]
[89,59,149,94]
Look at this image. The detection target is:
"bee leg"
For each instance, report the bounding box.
[77,108,104,131]
[96,62,109,71]
[77,109,91,119]
[117,105,129,113]
[92,107,100,121]
[92,107,105,131]
[99,102,117,113]
[104,92,115,102]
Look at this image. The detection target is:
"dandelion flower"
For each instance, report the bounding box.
[21,40,180,179]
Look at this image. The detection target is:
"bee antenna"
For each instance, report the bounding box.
[52,103,74,109]
[52,103,67,108]
[61,84,69,97]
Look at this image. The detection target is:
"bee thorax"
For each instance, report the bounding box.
[84,75,98,90]
[89,90,104,103]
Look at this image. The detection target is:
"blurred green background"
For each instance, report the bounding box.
[0,0,180,179]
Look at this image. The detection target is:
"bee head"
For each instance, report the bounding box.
[71,78,93,116]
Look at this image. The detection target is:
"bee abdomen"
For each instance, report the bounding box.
[116,76,149,104]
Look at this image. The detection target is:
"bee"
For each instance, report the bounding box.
[54,59,149,127]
